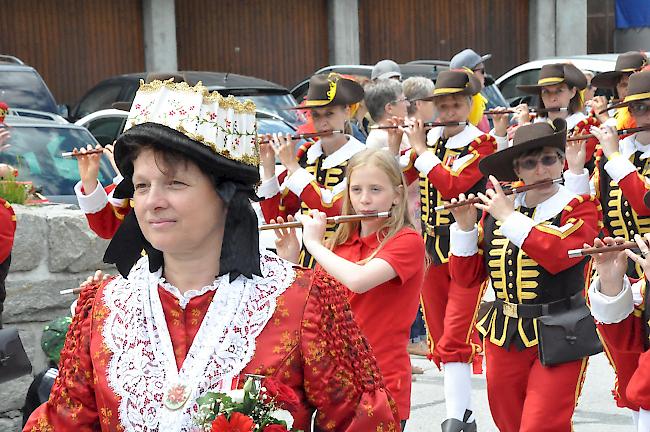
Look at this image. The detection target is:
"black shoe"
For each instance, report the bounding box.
[440,411,477,432]
[462,409,477,432]
[441,418,465,432]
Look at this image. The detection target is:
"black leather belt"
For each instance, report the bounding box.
[494,292,584,319]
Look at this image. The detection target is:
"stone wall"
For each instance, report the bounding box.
[0,204,114,431]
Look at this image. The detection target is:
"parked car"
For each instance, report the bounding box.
[495,54,619,106]
[291,62,508,111]
[0,55,65,116]
[68,71,302,128]
[0,115,115,204]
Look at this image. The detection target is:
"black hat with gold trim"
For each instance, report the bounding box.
[607,70,650,110]
[412,69,481,101]
[517,63,587,94]
[591,51,647,89]
[289,72,364,109]
[478,118,567,182]
[104,79,262,280]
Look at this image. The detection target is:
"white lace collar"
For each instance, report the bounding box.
[102,251,296,432]
[158,276,220,309]
[426,124,484,149]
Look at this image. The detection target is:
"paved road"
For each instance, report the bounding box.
[406,352,635,431]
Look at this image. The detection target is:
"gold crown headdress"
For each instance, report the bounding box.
[124,79,259,166]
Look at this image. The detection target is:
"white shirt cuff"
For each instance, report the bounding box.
[499,212,534,248]
[413,151,441,176]
[604,154,637,183]
[563,169,591,195]
[588,276,634,324]
[74,180,109,214]
[449,223,479,256]
[257,176,281,199]
[286,168,315,197]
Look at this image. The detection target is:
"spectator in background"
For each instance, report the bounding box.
[450,48,491,133]
[403,76,436,123]
[583,70,596,105]
[22,317,72,426]
[364,79,410,150]
[371,59,402,82]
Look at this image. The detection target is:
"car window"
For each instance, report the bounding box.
[236,94,302,127]
[0,70,58,113]
[482,84,508,109]
[84,116,127,146]
[76,84,124,118]
[0,126,115,198]
[498,69,540,102]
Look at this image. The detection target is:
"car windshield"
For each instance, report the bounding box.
[0,125,115,198]
[482,84,508,109]
[257,118,306,156]
[237,94,301,127]
[0,70,57,113]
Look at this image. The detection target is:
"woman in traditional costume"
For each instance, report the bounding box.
[23,80,400,432]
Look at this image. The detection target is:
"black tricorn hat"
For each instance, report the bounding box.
[478,118,567,182]
[413,69,481,101]
[591,51,647,89]
[288,73,364,109]
[517,63,587,94]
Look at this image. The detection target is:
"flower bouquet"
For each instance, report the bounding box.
[194,375,303,432]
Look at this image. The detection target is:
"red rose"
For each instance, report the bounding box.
[211,412,254,432]
[263,425,288,432]
[262,378,300,412]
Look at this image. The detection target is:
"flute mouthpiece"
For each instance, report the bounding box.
[567,249,583,258]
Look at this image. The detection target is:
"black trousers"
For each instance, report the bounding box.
[0,254,10,329]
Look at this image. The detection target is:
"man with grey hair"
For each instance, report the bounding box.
[364,79,410,150]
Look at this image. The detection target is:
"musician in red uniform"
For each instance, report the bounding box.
[565,70,650,421]
[588,230,650,432]
[258,73,365,268]
[590,51,647,129]
[449,118,601,432]
[392,69,497,431]
[494,63,600,173]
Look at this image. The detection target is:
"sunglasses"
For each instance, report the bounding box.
[516,154,560,171]
[629,103,650,115]
[473,67,485,74]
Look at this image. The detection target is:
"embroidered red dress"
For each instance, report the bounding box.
[332,227,425,421]
[23,252,400,432]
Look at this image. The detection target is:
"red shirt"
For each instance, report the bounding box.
[332,227,425,420]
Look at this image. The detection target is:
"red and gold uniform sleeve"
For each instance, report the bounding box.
[501,194,602,275]
[448,213,488,289]
[0,198,16,263]
[23,279,111,431]
[572,116,600,164]
[300,270,400,431]
[258,169,302,222]
[400,149,420,186]
[412,134,497,199]
[590,276,646,354]
[603,152,650,216]
[74,180,129,239]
